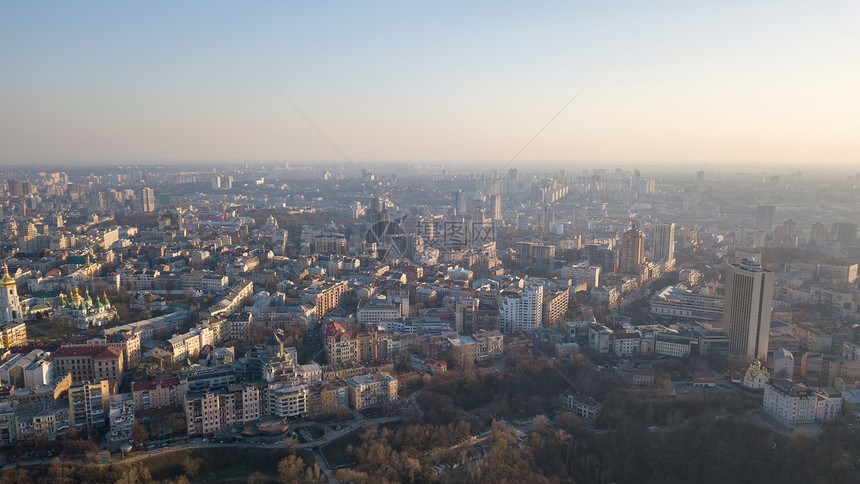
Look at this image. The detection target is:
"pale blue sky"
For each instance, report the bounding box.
[1,1,858,166]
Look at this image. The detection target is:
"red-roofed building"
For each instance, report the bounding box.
[53,345,125,385]
[324,321,344,338]
[131,376,182,410]
[325,322,358,365]
[425,358,448,374]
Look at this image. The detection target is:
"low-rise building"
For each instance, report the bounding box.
[763,378,817,425]
[132,377,182,410]
[564,393,600,419]
[345,373,398,410]
[815,388,842,421]
[654,332,692,359]
[611,332,640,357]
[184,383,262,436]
[632,367,654,385]
[53,345,124,385]
[267,382,309,419]
[588,324,613,354]
[108,393,135,442]
[15,399,70,441]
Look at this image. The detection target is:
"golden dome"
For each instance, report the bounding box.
[0,264,15,288]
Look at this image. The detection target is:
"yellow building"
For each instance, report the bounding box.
[0,321,27,350]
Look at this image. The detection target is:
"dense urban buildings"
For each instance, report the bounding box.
[0,162,858,482]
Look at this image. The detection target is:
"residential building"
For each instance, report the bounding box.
[301,280,350,320]
[611,332,640,357]
[208,280,253,318]
[560,261,600,289]
[185,384,262,436]
[517,242,556,269]
[0,322,27,350]
[140,187,156,212]
[266,383,309,419]
[53,345,124,385]
[345,373,398,410]
[0,401,15,444]
[132,377,182,410]
[815,388,842,421]
[763,378,817,425]
[15,399,70,441]
[357,294,408,325]
[773,348,795,378]
[108,393,135,442]
[542,289,569,327]
[618,225,645,274]
[498,285,543,334]
[588,324,613,354]
[68,380,110,432]
[325,321,358,365]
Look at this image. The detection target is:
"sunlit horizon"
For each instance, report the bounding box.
[2,1,858,166]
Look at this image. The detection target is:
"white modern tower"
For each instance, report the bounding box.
[654,222,675,265]
[498,285,543,334]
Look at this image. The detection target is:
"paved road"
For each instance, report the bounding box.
[11,414,408,479]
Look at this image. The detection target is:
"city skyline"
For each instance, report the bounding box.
[2,2,859,166]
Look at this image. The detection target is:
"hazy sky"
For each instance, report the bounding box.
[1,1,858,166]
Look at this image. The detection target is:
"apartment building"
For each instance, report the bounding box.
[184,384,261,436]
[53,345,124,385]
[301,280,350,320]
[345,373,398,410]
[131,377,182,410]
[68,379,110,432]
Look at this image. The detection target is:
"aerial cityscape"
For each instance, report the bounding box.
[2,2,860,484]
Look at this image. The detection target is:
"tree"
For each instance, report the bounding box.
[181,454,203,477]
[247,471,268,484]
[277,454,305,483]
[0,467,34,484]
[132,423,149,444]
[114,463,152,484]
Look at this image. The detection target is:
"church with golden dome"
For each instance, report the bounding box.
[0,264,23,323]
[742,359,771,391]
[57,286,117,329]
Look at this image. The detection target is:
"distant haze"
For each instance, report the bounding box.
[1,2,858,166]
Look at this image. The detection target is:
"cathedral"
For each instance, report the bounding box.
[58,287,116,329]
[0,264,23,323]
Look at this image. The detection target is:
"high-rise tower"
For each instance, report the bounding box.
[722,258,774,361]
[140,187,156,212]
[756,205,775,231]
[654,222,675,263]
[619,223,645,274]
